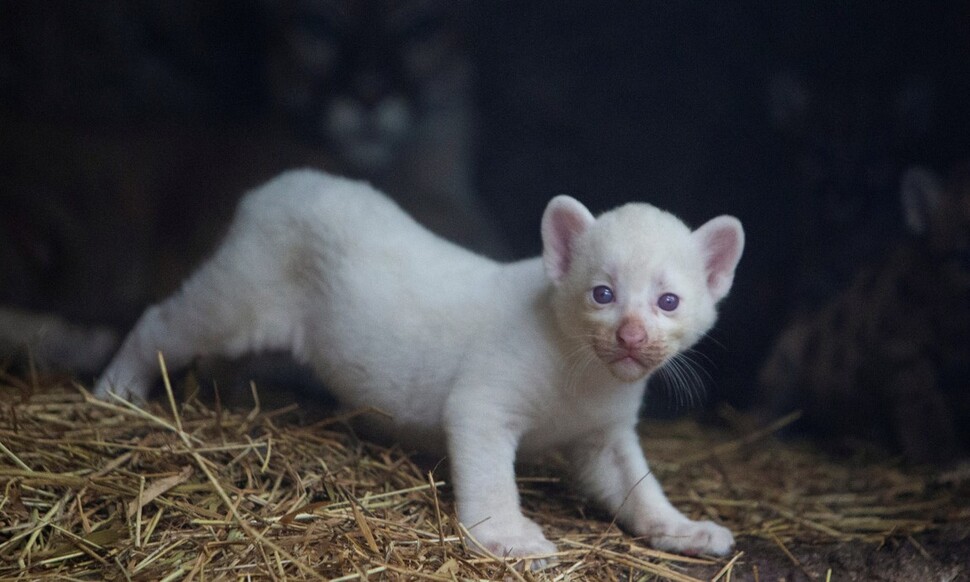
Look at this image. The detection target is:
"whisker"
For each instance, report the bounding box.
[656,353,709,412]
[680,349,715,381]
[563,350,595,397]
[695,330,727,351]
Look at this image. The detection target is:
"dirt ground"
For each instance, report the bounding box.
[683,529,970,581]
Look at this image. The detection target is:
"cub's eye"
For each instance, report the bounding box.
[592,285,615,304]
[658,293,679,312]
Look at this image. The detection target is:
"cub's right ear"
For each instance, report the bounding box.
[541,195,595,282]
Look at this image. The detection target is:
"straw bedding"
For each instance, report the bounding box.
[1,365,968,581]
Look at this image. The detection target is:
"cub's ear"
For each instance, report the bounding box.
[900,166,943,235]
[541,195,595,282]
[693,216,745,301]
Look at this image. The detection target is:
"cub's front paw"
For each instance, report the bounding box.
[464,516,557,562]
[648,518,734,557]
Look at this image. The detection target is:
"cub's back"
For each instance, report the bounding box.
[234,169,490,275]
[223,170,505,387]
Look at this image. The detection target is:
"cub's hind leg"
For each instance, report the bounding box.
[94,240,303,401]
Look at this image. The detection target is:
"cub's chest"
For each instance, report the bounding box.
[517,385,643,455]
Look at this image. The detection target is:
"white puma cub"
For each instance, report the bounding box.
[96,169,743,559]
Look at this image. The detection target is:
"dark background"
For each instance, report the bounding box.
[2,2,968,413]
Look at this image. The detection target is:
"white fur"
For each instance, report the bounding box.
[95,169,744,560]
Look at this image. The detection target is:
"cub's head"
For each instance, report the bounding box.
[541,196,744,383]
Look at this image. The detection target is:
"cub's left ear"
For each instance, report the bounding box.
[693,216,745,301]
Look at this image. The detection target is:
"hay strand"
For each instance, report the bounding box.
[0,370,967,580]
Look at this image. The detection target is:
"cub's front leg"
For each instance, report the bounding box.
[444,400,557,560]
[567,426,734,556]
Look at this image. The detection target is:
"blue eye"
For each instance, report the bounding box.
[592,285,615,304]
[658,293,679,311]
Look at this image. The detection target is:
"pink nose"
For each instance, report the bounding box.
[616,320,647,349]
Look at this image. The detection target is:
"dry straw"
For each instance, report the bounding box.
[0,363,966,581]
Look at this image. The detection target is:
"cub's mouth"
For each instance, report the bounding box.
[609,353,647,367]
[590,328,670,382]
[599,348,667,382]
[609,356,649,381]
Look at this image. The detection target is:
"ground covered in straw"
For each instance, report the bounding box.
[1,369,968,581]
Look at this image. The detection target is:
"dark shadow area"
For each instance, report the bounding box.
[2,0,969,486]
